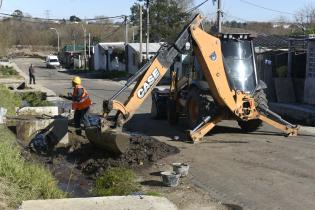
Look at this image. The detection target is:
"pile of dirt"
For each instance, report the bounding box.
[68,135,179,178]
[24,134,178,196]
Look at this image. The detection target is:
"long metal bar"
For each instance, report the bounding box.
[192,116,211,132]
[263,108,295,128]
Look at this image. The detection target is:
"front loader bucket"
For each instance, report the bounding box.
[85,126,130,155]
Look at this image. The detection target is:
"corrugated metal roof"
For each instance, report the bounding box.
[127,43,161,53]
[63,44,85,52]
[98,42,125,50]
[253,35,289,49]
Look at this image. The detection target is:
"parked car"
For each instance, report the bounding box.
[45,55,60,68]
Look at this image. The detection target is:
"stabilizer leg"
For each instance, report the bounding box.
[256,108,299,136]
[188,114,223,142]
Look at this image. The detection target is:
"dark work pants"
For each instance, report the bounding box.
[74,107,90,135]
[29,74,35,84]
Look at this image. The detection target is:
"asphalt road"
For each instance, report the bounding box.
[14,58,315,210]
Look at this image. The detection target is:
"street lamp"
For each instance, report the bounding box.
[81,24,87,70]
[49,27,60,53]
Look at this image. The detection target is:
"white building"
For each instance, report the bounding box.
[93,42,126,71]
[126,43,162,74]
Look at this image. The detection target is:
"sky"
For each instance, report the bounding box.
[0,0,314,22]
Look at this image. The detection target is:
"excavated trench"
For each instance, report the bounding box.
[25,132,179,197]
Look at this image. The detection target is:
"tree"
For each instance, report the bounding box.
[12,9,23,20]
[130,0,192,42]
[295,4,315,34]
[69,15,81,22]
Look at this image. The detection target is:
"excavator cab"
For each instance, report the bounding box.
[220,33,258,93]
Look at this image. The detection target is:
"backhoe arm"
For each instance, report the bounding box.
[103,15,203,126]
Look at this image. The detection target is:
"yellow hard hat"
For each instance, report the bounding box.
[72,76,81,85]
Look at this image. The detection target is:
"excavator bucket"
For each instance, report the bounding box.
[85,126,131,155]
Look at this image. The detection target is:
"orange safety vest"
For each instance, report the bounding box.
[72,85,92,110]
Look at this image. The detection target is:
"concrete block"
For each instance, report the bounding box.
[15,116,69,147]
[269,102,315,125]
[274,78,296,103]
[304,77,315,104]
[19,196,178,210]
[17,106,59,116]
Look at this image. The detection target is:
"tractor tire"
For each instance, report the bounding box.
[150,97,159,119]
[151,94,167,119]
[167,99,178,125]
[238,89,269,132]
[186,88,215,129]
[254,89,269,112]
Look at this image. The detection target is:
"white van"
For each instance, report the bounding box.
[45,55,60,68]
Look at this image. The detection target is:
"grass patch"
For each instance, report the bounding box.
[0,126,66,207]
[0,86,65,207]
[0,65,19,78]
[19,92,52,107]
[0,85,21,115]
[92,167,140,196]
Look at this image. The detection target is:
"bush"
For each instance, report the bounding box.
[276,66,288,78]
[19,92,52,107]
[0,65,19,77]
[92,167,140,196]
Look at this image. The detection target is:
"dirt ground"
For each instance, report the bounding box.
[24,129,234,210]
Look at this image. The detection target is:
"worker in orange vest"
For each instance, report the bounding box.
[71,76,92,136]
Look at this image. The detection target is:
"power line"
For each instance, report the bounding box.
[103,21,125,40]
[84,15,125,21]
[224,13,249,22]
[185,0,210,13]
[0,12,125,23]
[239,0,295,15]
[44,10,50,20]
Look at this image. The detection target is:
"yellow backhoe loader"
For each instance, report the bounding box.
[85,14,299,154]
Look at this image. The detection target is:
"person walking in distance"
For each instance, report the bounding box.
[29,64,35,84]
[71,76,92,136]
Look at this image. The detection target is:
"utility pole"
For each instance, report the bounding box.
[139,5,143,64]
[125,16,129,45]
[45,10,50,19]
[217,0,222,33]
[88,33,91,58]
[49,28,60,54]
[146,0,150,60]
[81,24,87,70]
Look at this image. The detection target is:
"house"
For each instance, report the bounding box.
[59,44,85,68]
[304,35,315,104]
[126,43,161,74]
[93,42,126,71]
